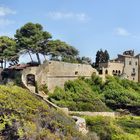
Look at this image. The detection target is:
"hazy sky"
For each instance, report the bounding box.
[1,0,140,61]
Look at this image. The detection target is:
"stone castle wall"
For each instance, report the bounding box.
[123,57,138,82]
[22,61,98,92]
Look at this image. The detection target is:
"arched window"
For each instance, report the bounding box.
[105,70,108,74]
[112,70,115,74]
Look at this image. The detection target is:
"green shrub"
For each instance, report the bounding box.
[39,84,49,94]
[49,79,110,111]
[85,116,140,140]
[49,75,140,113]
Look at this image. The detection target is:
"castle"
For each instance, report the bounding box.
[1,50,140,92]
[22,61,97,92]
[98,50,140,82]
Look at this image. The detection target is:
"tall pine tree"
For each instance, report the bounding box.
[95,49,110,68]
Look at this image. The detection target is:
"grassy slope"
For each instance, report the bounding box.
[0,85,86,140]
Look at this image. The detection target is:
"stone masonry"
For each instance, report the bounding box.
[22,61,98,92]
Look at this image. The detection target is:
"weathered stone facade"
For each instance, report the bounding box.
[99,50,140,82]
[22,61,98,92]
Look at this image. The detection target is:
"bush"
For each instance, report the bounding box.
[85,116,140,140]
[49,75,140,113]
[39,84,48,94]
[49,79,110,111]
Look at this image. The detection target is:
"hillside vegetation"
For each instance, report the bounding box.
[49,78,110,112]
[85,116,140,140]
[0,85,88,140]
[49,75,140,114]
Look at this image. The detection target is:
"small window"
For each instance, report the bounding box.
[105,70,108,74]
[118,70,121,74]
[75,71,78,75]
[129,61,131,65]
[135,62,138,65]
[133,68,135,73]
[112,70,115,75]
[99,70,103,75]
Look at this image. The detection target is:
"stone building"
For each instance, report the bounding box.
[22,61,98,92]
[98,50,140,82]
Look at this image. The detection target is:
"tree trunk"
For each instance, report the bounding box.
[0,59,3,69]
[36,53,41,64]
[28,51,33,62]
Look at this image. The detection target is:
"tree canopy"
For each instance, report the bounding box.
[14,22,52,64]
[46,40,79,61]
[0,22,93,68]
[0,36,18,68]
[14,22,79,64]
[95,49,110,68]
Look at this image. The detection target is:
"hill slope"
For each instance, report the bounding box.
[48,75,140,114]
[85,116,140,140]
[0,85,86,140]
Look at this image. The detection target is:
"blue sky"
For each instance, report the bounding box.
[1,0,140,62]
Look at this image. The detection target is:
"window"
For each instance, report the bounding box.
[105,70,108,74]
[135,62,138,65]
[129,61,131,65]
[112,70,115,75]
[131,68,136,76]
[75,71,78,75]
[118,70,121,74]
[99,70,103,75]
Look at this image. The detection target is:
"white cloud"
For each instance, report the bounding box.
[115,27,131,36]
[0,6,16,28]
[47,12,90,22]
[0,6,16,16]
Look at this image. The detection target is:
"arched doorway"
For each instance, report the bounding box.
[26,74,35,86]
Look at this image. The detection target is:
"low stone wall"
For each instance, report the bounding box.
[69,111,118,117]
